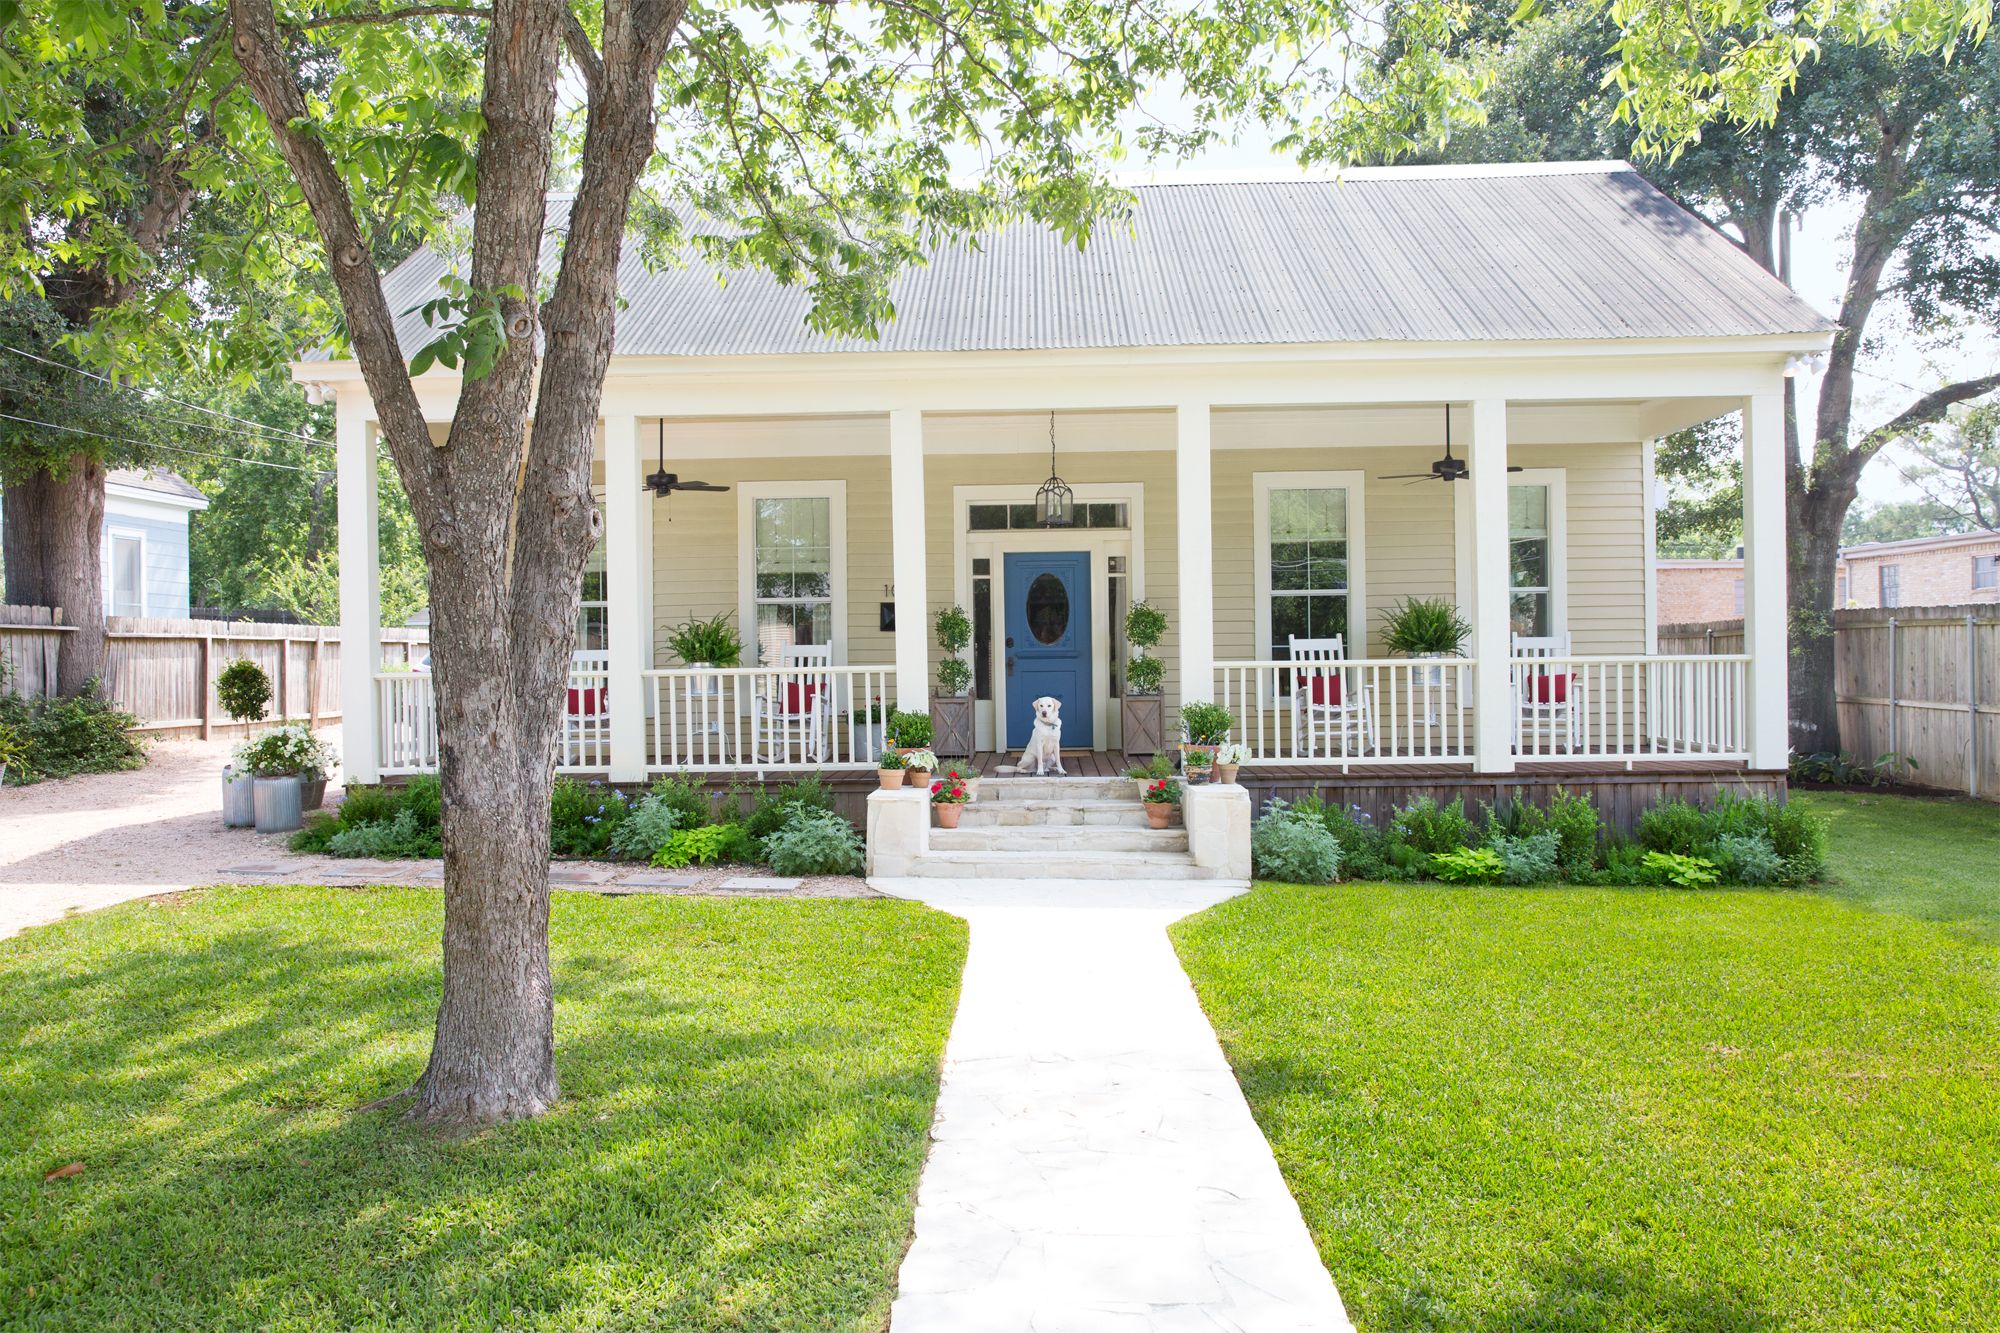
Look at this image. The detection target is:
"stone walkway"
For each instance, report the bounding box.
[874,878,1354,1333]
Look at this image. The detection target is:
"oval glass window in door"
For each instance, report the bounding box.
[1027,573,1070,644]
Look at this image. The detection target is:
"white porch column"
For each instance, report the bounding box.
[890,408,929,710]
[1741,385,1789,770]
[1176,401,1216,707]
[604,413,651,781]
[335,391,382,783]
[1467,397,1515,773]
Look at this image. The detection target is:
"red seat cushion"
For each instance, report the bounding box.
[1296,673,1342,706]
[1529,673,1573,704]
[566,686,603,716]
[783,682,818,714]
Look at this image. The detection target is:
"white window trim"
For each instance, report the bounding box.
[1253,470,1366,661]
[737,480,849,666]
[105,527,148,618]
[1454,467,1568,651]
[1973,554,1998,592]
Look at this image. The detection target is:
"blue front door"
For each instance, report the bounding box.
[1004,551,1092,749]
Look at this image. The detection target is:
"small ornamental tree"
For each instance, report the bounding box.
[215,658,273,725]
[1125,601,1168,696]
[935,605,973,697]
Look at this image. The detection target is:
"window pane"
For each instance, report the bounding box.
[968,504,1007,531]
[1511,592,1550,638]
[1306,542,1349,591]
[972,557,991,576]
[1303,592,1348,642]
[1509,484,1548,535]
[1270,488,1346,542]
[1026,573,1070,644]
[1008,503,1036,528]
[972,576,992,698]
[754,497,830,575]
[576,606,608,651]
[1270,596,1309,658]
[1510,537,1549,590]
[1270,541,1310,592]
[111,536,143,616]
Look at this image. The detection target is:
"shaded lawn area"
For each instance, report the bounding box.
[0,887,966,1331]
[1174,792,2000,1331]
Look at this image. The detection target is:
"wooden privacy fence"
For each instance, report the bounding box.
[1662,605,1999,800]
[0,605,428,738]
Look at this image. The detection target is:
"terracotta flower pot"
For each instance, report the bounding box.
[934,803,964,829]
[1214,762,1240,786]
[878,769,906,790]
[1145,802,1173,829]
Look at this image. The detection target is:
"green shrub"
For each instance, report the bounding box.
[1637,797,1709,855]
[1490,830,1561,884]
[1124,751,1175,781]
[763,805,864,875]
[646,773,714,829]
[215,658,272,724]
[609,796,684,860]
[1708,832,1784,885]
[1643,850,1720,888]
[1761,800,1830,883]
[550,779,629,857]
[1319,802,1394,880]
[402,773,443,831]
[1546,787,1602,877]
[1125,654,1165,695]
[1430,846,1505,883]
[1595,841,1651,886]
[743,774,837,843]
[1482,796,1548,840]
[1251,801,1342,883]
[0,686,146,784]
[1124,601,1168,650]
[652,822,753,869]
[325,808,441,858]
[288,813,343,854]
[1391,795,1476,856]
[336,783,405,826]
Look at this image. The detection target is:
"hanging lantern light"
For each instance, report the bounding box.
[1036,410,1075,528]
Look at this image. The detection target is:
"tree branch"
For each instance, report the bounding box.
[562,10,603,94]
[1858,373,2000,456]
[289,5,489,29]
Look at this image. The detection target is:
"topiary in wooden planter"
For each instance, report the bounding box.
[1122,696,1164,760]
[930,695,975,758]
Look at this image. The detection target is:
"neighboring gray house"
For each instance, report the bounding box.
[102,469,209,619]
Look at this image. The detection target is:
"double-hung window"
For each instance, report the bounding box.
[107,531,145,618]
[576,499,608,652]
[1508,483,1555,637]
[739,482,847,666]
[1974,554,1998,592]
[1879,564,1902,608]
[1255,472,1364,666]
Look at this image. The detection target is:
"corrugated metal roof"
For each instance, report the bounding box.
[336,163,1829,363]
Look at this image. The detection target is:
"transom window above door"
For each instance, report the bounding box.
[1254,471,1365,662]
[967,501,1128,531]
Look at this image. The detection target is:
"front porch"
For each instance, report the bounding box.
[335,374,1794,797]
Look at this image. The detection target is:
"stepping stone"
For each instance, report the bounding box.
[217,863,286,876]
[548,865,615,884]
[613,872,701,889]
[716,875,804,892]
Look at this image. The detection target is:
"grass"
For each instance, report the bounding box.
[0,886,966,1331]
[1174,791,2000,1331]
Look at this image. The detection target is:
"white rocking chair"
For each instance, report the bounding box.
[1288,634,1377,758]
[756,643,833,764]
[1512,632,1581,754]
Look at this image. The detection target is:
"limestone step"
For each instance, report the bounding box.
[976,775,1139,801]
[930,825,1189,854]
[957,798,1154,828]
[899,849,1223,881]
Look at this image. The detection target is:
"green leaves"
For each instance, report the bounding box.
[405,276,525,381]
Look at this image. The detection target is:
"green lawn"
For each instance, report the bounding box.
[1,887,966,1331]
[1174,791,2000,1331]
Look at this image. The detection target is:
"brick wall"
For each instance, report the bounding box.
[1656,561,1744,625]
[1841,537,2000,609]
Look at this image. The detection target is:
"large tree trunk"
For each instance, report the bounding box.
[1786,479,1849,755]
[1,452,108,695]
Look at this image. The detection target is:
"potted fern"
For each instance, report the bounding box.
[663,611,742,699]
[1121,601,1168,761]
[1382,597,1470,687]
[930,605,975,757]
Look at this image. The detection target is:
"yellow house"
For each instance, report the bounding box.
[301,162,1830,811]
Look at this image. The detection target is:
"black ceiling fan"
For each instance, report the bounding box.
[645,420,729,498]
[1382,407,1524,484]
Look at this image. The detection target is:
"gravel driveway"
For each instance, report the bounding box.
[0,737,302,939]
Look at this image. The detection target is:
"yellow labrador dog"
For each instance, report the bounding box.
[1016,695,1066,775]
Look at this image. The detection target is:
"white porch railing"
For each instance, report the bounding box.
[644,666,893,771]
[375,664,897,776]
[1512,654,1750,761]
[1212,654,1752,767]
[1214,658,1477,766]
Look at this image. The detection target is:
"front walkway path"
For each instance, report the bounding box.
[873,878,1353,1333]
